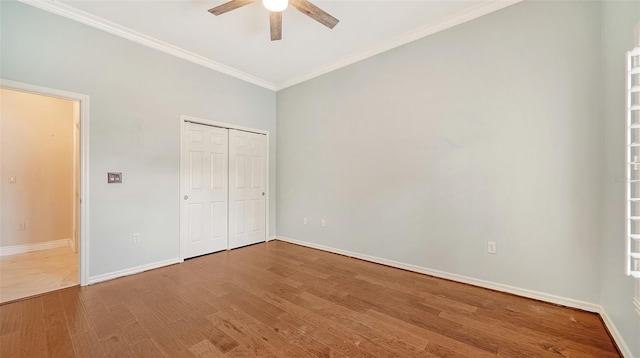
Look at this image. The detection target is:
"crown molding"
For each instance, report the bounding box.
[275,0,522,91]
[18,0,520,93]
[16,0,277,91]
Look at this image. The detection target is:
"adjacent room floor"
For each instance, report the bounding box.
[0,241,620,357]
[0,246,78,304]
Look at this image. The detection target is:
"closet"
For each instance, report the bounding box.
[180,120,267,259]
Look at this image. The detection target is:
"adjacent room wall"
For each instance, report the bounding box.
[0,0,276,278]
[0,89,75,248]
[277,0,603,305]
[600,0,640,356]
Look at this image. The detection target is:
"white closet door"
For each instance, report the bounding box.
[181,123,229,259]
[228,129,266,249]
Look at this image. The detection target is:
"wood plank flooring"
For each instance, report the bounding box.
[0,247,78,304]
[0,240,620,357]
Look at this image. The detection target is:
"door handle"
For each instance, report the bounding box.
[262,192,265,196]
[184,195,188,200]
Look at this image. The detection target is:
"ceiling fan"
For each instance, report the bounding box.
[208,0,339,41]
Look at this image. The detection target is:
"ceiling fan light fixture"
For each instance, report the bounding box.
[263,0,288,12]
[208,0,338,41]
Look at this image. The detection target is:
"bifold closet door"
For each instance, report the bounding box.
[228,129,267,249]
[181,123,229,259]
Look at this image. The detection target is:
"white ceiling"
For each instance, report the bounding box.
[21,0,519,90]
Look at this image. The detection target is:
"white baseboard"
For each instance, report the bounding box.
[599,308,634,358]
[0,238,71,256]
[275,236,600,312]
[87,257,181,285]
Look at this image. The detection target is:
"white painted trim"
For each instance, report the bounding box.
[266,134,270,245]
[181,115,269,136]
[72,102,80,254]
[275,0,522,90]
[88,258,181,285]
[179,117,186,261]
[1,79,91,286]
[275,236,600,312]
[0,239,71,256]
[16,0,276,91]
[179,115,270,260]
[599,308,634,358]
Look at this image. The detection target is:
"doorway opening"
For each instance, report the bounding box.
[0,80,89,303]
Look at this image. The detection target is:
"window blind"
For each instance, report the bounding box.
[626,46,640,279]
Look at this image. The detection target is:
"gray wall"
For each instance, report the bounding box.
[0,0,276,278]
[278,0,603,304]
[600,1,640,356]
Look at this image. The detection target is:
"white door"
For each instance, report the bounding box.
[181,123,229,259]
[228,129,266,249]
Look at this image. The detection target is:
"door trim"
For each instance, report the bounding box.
[179,115,270,261]
[1,79,91,286]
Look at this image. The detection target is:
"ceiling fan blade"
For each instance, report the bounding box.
[208,0,256,15]
[270,12,282,41]
[290,0,339,29]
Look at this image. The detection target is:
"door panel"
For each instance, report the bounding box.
[235,155,246,189]
[235,201,246,235]
[251,199,261,232]
[228,129,266,249]
[189,203,203,243]
[211,153,224,188]
[181,123,228,259]
[189,152,203,189]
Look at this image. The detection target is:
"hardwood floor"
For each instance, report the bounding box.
[0,240,619,357]
[0,247,78,304]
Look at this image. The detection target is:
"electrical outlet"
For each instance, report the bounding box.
[487,241,497,254]
[132,233,141,244]
[303,217,307,225]
[18,222,26,231]
[321,219,326,227]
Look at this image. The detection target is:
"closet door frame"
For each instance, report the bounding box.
[179,115,270,261]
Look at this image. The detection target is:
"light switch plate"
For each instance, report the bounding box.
[9,176,16,184]
[107,172,122,184]
[488,241,497,254]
